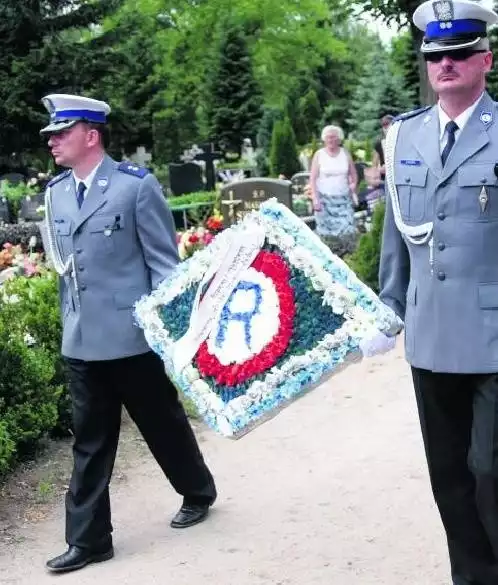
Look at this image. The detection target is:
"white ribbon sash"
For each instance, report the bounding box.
[172,225,265,373]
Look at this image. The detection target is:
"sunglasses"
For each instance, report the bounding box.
[424,49,486,63]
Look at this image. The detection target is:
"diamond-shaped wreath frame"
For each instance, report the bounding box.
[135,199,401,438]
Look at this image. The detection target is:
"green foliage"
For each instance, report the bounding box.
[0,0,122,171]
[167,191,219,208]
[0,272,71,439]
[0,180,39,220]
[0,315,57,476]
[390,31,420,107]
[269,118,301,179]
[345,202,385,293]
[206,25,263,154]
[347,43,415,140]
[256,107,283,176]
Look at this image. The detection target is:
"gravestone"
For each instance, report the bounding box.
[19,193,44,222]
[0,172,25,186]
[291,172,311,195]
[168,162,204,196]
[220,178,293,227]
[0,197,10,223]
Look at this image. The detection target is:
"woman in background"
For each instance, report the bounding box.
[310,125,358,255]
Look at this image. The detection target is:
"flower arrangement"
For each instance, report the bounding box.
[0,241,44,280]
[177,214,224,260]
[135,199,401,438]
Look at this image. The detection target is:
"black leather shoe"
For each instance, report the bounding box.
[170,503,212,529]
[46,544,114,573]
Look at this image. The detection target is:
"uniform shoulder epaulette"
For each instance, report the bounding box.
[47,169,71,187]
[393,105,432,123]
[118,162,150,179]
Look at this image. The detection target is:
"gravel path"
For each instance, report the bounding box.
[0,339,449,584]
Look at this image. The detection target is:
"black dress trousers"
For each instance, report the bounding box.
[64,350,216,548]
[412,367,498,585]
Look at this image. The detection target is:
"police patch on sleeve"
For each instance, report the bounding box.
[47,169,71,187]
[118,162,150,179]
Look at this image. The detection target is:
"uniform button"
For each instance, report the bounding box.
[437,271,446,281]
[405,177,411,183]
[437,212,446,220]
[438,242,446,251]
[78,266,84,272]
[76,248,83,254]
[481,178,488,184]
[80,284,87,291]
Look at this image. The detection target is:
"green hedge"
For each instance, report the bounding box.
[345,202,385,293]
[166,191,218,208]
[0,271,70,476]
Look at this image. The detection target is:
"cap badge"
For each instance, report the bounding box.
[433,0,454,22]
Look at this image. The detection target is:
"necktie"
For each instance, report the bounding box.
[441,120,459,166]
[76,182,86,208]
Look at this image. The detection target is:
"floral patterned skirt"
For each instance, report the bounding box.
[315,192,355,238]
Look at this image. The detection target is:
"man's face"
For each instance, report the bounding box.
[47,123,99,168]
[426,49,493,96]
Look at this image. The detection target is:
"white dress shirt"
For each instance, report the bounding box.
[73,158,104,199]
[438,93,484,154]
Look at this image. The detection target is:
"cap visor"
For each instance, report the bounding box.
[40,120,79,135]
[421,36,487,52]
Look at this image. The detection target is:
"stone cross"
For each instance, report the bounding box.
[194,142,223,191]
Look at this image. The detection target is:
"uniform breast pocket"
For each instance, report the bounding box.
[54,217,73,258]
[395,165,428,221]
[88,213,126,253]
[457,165,498,221]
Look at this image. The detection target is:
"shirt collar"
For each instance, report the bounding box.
[73,157,104,191]
[438,93,484,139]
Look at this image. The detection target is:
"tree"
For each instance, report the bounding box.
[354,0,435,105]
[0,0,122,171]
[390,31,420,105]
[347,43,415,140]
[206,25,263,155]
[269,117,301,178]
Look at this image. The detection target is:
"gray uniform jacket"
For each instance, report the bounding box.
[46,154,179,361]
[379,91,498,373]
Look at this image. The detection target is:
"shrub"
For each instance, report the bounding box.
[0,321,58,476]
[345,202,385,293]
[0,272,71,437]
[269,117,301,179]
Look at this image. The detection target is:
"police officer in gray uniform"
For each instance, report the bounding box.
[40,94,216,573]
[380,1,498,583]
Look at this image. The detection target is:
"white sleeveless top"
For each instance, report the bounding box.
[316,148,350,196]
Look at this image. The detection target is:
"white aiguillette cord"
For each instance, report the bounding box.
[172,225,266,374]
[42,186,79,300]
[385,120,434,269]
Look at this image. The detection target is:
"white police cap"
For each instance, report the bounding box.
[413,0,498,53]
[40,94,111,135]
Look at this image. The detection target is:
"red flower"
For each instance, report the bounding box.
[196,251,295,386]
[188,233,200,244]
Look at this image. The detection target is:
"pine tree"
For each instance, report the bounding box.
[347,45,415,140]
[206,25,263,156]
[269,118,301,179]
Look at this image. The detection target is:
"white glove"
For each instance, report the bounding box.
[359,331,397,358]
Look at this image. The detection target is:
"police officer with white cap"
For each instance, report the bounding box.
[380,1,498,583]
[40,94,217,573]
